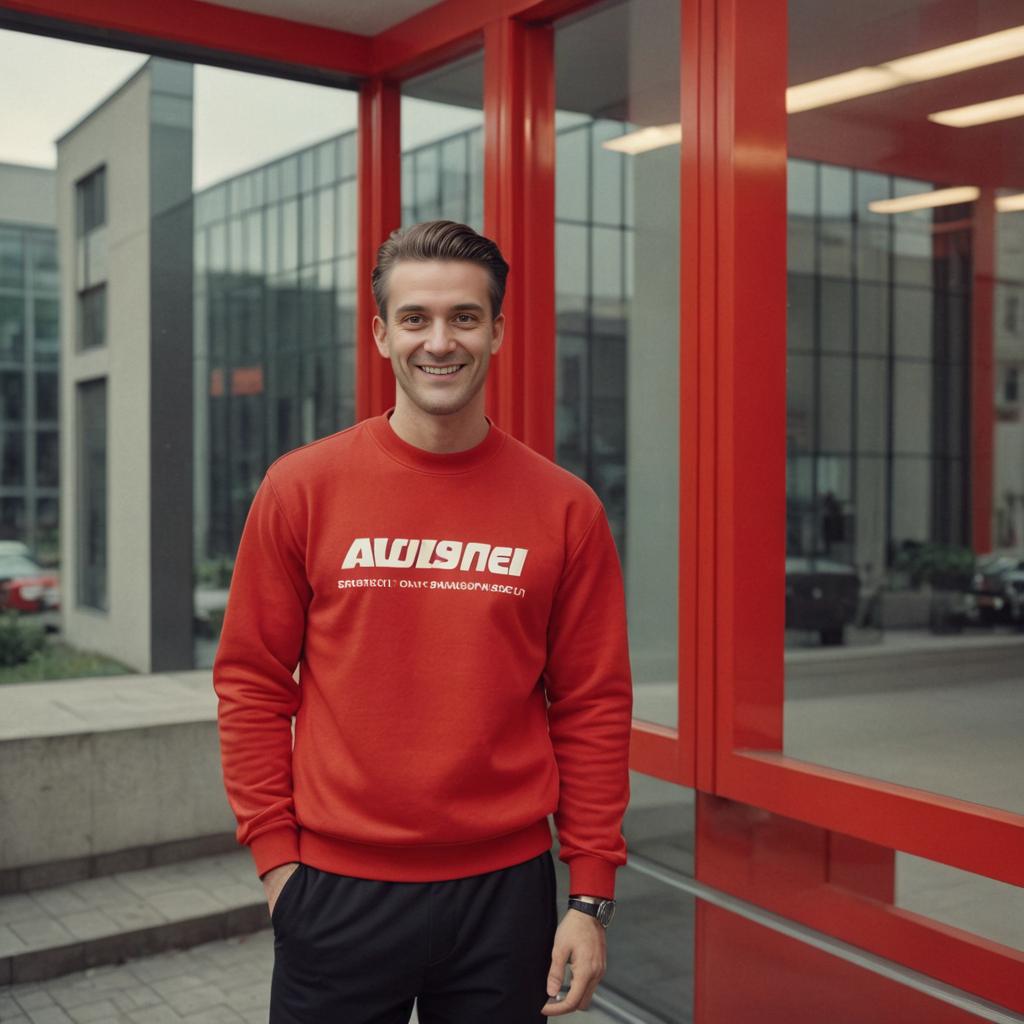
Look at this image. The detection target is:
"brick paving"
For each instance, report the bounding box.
[0,927,616,1023]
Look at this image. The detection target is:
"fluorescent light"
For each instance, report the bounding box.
[928,92,1024,126]
[787,23,1024,113]
[885,24,1024,78]
[601,124,681,154]
[787,67,903,113]
[868,186,979,214]
[996,192,1024,212]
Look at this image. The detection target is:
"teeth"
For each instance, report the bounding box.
[420,365,462,375]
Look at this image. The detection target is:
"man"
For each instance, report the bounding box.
[214,219,633,1023]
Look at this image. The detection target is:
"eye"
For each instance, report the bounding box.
[454,313,477,324]
[402,314,425,326]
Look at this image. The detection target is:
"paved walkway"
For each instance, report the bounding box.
[0,928,616,1023]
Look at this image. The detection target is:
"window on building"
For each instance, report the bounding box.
[1006,366,1020,404]
[75,165,108,350]
[76,165,106,236]
[77,284,106,351]
[77,377,107,610]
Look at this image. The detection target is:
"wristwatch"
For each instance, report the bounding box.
[567,894,616,928]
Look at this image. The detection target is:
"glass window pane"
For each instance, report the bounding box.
[2,428,24,487]
[401,52,484,233]
[1,371,24,423]
[785,0,1023,833]
[0,228,24,288]
[77,378,107,611]
[36,370,58,422]
[556,0,680,735]
[0,295,25,362]
[819,279,852,354]
[36,429,58,487]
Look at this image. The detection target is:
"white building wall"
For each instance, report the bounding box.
[56,66,153,671]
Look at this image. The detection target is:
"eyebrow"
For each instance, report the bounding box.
[394,302,486,317]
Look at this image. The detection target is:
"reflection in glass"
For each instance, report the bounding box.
[401,53,484,233]
[194,121,359,665]
[555,0,680,730]
[784,0,1024,820]
[898,852,1024,952]
[0,184,60,559]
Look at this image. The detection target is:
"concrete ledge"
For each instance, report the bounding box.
[1,670,238,874]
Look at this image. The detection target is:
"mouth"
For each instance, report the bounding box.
[416,364,466,377]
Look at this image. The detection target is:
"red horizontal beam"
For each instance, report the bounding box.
[0,0,374,76]
[630,720,686,785]
[698,793,1024,1015]
[370,0,594,78]
[721,751,1024,889]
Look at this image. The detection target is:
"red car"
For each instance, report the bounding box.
[0,553,60,614]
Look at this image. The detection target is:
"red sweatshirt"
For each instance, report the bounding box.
[213,407,633,899]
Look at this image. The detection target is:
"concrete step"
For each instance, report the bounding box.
[0,849,266,985]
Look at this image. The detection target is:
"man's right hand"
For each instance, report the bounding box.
[262,861,301,917]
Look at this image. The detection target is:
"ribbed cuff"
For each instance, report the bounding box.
[249,825,301,879]
[566,855,617,900]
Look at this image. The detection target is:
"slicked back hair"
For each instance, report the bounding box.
[372,220,510,322]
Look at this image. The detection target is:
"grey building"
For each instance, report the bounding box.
[56,57,193,672]
[0,162,59,564]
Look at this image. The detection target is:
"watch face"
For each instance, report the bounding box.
[597,901,615,927]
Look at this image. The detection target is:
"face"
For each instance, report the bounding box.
[372,259,505,418]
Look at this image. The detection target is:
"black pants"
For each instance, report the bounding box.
[269,849,559,1023]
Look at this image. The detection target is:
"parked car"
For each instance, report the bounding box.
[0,552,60,619]
[965,553,1024,626]
[0,541,32,558]
[785,557,861,645]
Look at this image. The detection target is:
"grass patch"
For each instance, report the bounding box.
[0,640,135,684]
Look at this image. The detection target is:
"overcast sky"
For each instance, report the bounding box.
[0,29,483,191]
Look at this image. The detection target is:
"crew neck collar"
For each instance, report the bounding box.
[365,406,506,475]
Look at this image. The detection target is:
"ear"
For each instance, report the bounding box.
[372,315,389,357]
[490,312,505,356]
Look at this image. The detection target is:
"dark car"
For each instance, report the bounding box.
[785,557,861,645]
[966,554,1024,625]
[0,553,61,618]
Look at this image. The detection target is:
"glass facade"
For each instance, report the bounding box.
[0,222,60,562]
[193,133,359,571]
[786,159,971,580]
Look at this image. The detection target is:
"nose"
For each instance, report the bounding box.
[422,320,457,359]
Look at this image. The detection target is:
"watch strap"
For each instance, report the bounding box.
[567,896,616,928]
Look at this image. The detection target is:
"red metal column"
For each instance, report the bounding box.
[482,16,555,454]
[689,0,715,793]
[356,78,401,421]
[970,187,995,556]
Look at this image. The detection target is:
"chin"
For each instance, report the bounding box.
[401,387,471,417]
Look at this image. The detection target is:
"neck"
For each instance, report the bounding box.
[386,394,490,454]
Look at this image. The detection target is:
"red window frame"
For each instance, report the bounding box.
[707,0,1024,886]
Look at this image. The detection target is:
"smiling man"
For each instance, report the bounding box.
[213,220,634,1023]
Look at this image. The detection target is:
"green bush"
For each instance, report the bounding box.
[196,556,235,589]
[891,542,975,590]
[0,609,46,667]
